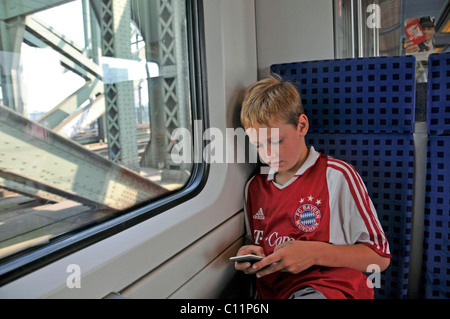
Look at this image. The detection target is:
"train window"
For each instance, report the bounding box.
[0,0,205,280]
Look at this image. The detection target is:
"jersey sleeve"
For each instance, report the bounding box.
[327,159,391,258]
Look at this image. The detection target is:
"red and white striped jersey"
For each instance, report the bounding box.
[244,146,391,299]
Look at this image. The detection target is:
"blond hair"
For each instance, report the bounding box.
[240,75,304,128]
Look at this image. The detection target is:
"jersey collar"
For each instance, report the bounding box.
[267,146,320,182]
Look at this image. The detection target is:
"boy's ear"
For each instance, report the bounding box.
[297,114,309,136]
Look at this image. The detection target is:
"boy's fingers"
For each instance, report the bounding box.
[234,262,251,271]
[251,253,282,277]
[255,261,281,278]
[256,250,281,268]
[237,245,265,257]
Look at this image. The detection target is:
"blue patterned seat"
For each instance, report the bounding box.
[421,53,450,298]
[271,56,416,298]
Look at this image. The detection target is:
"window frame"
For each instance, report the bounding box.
[0,0,209,287]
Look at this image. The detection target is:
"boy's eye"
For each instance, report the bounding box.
[254,139,282,148]
[271,139,282,145]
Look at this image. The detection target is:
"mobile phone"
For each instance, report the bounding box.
[229,254,263,263]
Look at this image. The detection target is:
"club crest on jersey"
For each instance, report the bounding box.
[294,202,321,233]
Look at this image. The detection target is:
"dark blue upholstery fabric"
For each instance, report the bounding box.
[427,53,450,136]
[271,56,416,299]
[271,56,416,134]
[422,136,450,298]
[421,53,450,298]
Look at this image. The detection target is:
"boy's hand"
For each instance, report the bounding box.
[250,241,390,277]
[234,245,266,274]
[251,241,322,278]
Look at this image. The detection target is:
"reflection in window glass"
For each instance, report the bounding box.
[333,0,448,59]
[0,0,194,260]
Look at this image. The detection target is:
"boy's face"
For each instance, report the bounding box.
[246,115,309,175]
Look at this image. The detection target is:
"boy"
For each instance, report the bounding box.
[235,75,391,299]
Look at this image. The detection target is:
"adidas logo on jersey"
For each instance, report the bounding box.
[253,208,265,220]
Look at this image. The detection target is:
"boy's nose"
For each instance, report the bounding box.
[265,149,279,162]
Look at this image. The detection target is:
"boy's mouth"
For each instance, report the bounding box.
[269,161,282,167]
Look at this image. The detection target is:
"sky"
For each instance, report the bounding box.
[19,0,154,116]
[21,1,86,114]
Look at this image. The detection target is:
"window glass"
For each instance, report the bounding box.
[0,0,198,265]
[333,0,449,60]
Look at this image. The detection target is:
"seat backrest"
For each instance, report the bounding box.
[427,53,450,136]
[422,52,450,298]
[271,56,416,299]
[271,57,415,134]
